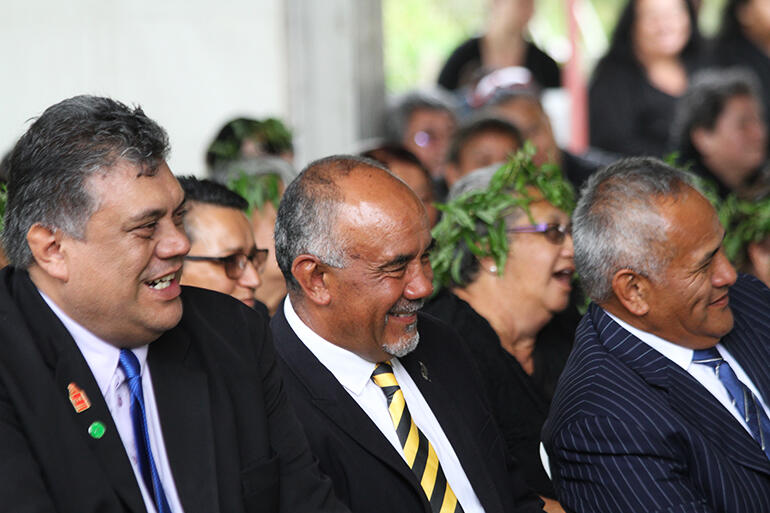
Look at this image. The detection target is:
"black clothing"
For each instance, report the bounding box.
[589,60,685,157]
[438,36,560,91]
[423,289,578,498]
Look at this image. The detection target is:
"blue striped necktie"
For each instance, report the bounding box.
[692,347,770,459]
[119,349,172,513]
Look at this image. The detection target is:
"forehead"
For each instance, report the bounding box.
[660,190,722,264]
[187,203,254,250]
[86,160,182,214]
[337,173,431,259]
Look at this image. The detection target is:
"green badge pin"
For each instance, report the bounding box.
[88,421,106,439]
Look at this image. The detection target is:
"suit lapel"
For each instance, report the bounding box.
[13,272,147,513]
[593,305,770,477]
[400,352,503,513]
[272,309,420,491]
[149,326,218,513]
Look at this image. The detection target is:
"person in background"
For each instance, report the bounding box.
[438,0,560,91]
[384,89,457,182]
[178,176,266,312]
[425,155,578,512]
[487,89,599,190]
[671,68,768,199]
[206,117,294,172]
[361,143,439,227]
[218,157,295,316]
[444,116,522,189]
[271,154,545,513]
[543,157,770,512]
[710,0,770,141]
[589,0,703,157]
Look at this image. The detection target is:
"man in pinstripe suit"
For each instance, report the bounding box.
[543,157,770,512]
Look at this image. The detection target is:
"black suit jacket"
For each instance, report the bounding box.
[543,274,770,512]
[0,267,347,513]
[271,304,543,513]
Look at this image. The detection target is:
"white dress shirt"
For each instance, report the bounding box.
[284,297,484,513]
[41,291,185,513]
[607,310,770,434]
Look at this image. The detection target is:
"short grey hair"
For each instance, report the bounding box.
[384,88,456,143]
[3,95,168,268]
[274,154,390,292]
[574,157,696,302]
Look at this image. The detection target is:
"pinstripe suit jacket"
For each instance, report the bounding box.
[542,274,770,512]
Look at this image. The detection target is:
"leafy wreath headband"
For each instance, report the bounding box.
[429,144,575,290]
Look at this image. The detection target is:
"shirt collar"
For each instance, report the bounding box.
[605,310,695,370]
[283,296,379,395]
[38,290,149,395]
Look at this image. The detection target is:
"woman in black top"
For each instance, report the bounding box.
[425,161,577,510]
[438,0,560,91]
[589,0,702,157]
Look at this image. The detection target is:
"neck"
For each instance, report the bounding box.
[481,33,526,70]
[454,278,551,375]
[638,55,688,96]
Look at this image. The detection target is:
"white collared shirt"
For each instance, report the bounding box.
[607,310,770,434]
[40,291,184,513]
[284,297,484,513]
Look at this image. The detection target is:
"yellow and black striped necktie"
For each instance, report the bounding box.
[371,361,464,513]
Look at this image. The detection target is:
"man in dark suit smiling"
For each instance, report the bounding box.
[0,95,346,513]
[543,157,770,512]
[270,154,542,513]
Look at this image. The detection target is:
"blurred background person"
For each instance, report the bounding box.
[589,0,703,157]
[671,68,768,199]
[361,143,439,227]
[179,176,266,313]
[206,117,294,172]
[425,156,580,512]
[722,194,770,288]
[710,0,770,140]
[444,116,522,189]
[437,0,560,92]
[383,88,457,182]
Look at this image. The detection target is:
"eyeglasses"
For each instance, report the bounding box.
[507,223,571,245]
[185,247,269,279]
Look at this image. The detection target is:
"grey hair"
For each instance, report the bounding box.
[274,154,390,292]
[209,155,297,187]
[671,67,762,161]
[574,157,696,303]
[446,164,528,286]
[3,95,169,268]
[384,88,456,143]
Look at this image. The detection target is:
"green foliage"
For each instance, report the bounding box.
[228,172,282,214]
[208,118,293,165]
[720,194,770,267]
[430,143,574,290]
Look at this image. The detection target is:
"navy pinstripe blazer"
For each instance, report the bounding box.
[542,274,770,512]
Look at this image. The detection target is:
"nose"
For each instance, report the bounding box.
[562,232,575,258]
[713,248,738,289]
[238,259,262,291]
[157,221,190,259]
[404,260,434,300]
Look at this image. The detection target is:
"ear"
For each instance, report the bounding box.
[478,255,499,275]
[291,254,331,306]
[26,223,69,281]
[610,269,651,317]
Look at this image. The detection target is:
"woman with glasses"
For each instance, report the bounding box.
[424,154,579,512]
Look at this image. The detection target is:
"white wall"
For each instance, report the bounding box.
[1,0,289,175]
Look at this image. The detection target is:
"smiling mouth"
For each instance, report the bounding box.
[146,272,177,290]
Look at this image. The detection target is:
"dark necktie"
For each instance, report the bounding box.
[692,347,770,459]
[119,349,172,513]
[371,361,465,513]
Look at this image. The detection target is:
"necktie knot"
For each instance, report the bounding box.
[119,349,141,381]
[692,347,723,367]
[371,361,399,403]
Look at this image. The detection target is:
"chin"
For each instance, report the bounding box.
[383,332,420,358]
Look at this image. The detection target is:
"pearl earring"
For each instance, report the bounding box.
[488,265,497,273]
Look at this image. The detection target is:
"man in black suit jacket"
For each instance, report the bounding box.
[543,157,770,511]
[0,95,346,513]
[270,154,543,513]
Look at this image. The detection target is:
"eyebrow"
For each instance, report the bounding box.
[126,198,187,226]
[695,233,725,270]
[376,239,435,271]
